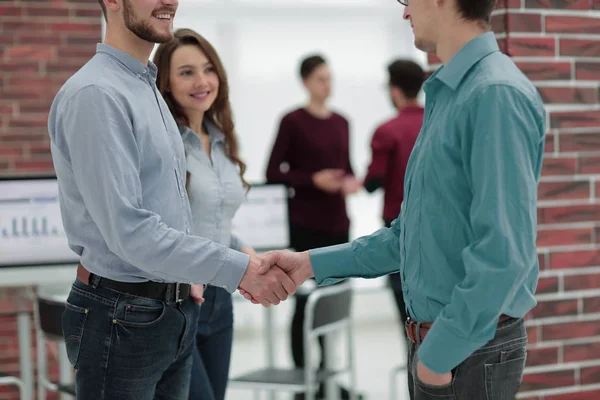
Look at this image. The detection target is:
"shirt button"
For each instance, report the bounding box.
[142,69,147,74]
[186,228,191,234]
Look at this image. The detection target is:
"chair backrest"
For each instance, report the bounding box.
[36,297,66,340]
[305,281,353,332]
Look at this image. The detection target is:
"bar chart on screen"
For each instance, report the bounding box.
[0,178,79,267]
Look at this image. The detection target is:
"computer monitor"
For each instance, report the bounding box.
[0,175,80,268]
[231,183,290,251]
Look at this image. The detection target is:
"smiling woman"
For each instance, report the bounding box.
[153,29,253,400]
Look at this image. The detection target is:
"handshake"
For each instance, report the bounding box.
[237,250,315,307]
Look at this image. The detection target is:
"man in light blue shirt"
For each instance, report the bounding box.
[248,0,546,398]
[49,1,294,398]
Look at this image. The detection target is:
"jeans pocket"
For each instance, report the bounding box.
[413,352,456,399]
[62,301,89,369]
[116,298,166,328]
[484,346,527,400]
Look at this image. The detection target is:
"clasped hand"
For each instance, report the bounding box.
[237,250,314,307]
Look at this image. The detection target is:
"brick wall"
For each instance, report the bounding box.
[429,2,600,399]
[0,1,101,398]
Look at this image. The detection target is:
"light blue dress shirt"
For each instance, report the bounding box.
[309,32,546,373]
[47,44,249,291]
[181,122,247,251]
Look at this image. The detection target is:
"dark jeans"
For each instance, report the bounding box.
[188,286,234,400]
[407,317,527,400]
[62,279,200,400]
[289,224,349,369]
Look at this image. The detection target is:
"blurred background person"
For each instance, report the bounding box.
[363,59,425,338]
[154,28,257,400]
[265,54,362,400]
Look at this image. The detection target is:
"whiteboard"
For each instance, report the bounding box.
[231,184,290,251]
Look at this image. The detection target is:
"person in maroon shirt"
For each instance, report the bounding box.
[363,59,425,339]
[266,54,362,400]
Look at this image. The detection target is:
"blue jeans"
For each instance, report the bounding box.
[407,317,527,400]
[188,286,234,400]
[62,279,200,400]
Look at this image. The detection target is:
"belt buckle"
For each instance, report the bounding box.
[174,283,183,303]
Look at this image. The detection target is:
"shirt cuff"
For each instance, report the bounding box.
[209,249,249,294]
[309,243,357,286]
[416,319,484,374]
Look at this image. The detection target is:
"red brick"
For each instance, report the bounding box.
[551,111,600,129]
[0,146,23,158]
[536,276,559,294]
[550,249,600,269]
[56,47,96,59]
[495,0,522,9]
[560,133,600,152]
[516,62,572,81]
[13,161,54,172]
[66,34,101,46]
[16,33,62,46]
[542,204,600,225]
[525,0,593,9]
[5,45,54,61]
[541,157,577,176]
[530,299,579,319]
[26,6,70,18]
[580,156,600,174]
[538,87,598,104]
[546,16,600,34]
[521,369,575,391]
[527,326,539,344]
[538,180,590,201]
[560,39,600,58]
[2,21,49,33]
[491,13,507,34]
[565,273,600,291]
[543,320,600,340]
[546,389,600,400]
[581,366,600,385]
[73,8,103,18]
[525,346,559,366]
[564,341,600,362]
[576,62,600,81]
[51,22,101,33]
[537,228,593,247]
[0,61,40,73]
[584,297,600,313]
[507,37,556,57]
[545,133,554,153]
[508,13,543,32]
[0,6,23,17]
[538,253,547,270]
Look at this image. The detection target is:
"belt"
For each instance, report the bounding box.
[76,264,191,303]
[405,314,514,344]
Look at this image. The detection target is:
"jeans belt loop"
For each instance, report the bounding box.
[416,322,422,345]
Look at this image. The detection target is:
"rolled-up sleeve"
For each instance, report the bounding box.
[417,85,544,373]
[55,85,248,290]
[310,217,402,286]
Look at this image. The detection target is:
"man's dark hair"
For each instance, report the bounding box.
[387,59,425,99]
[299,54,326,80]
[455,0,497,25]
[97,0,107,20]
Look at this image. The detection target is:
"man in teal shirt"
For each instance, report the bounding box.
[244,0,545,398]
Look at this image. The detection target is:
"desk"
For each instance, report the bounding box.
[0,264,77,400]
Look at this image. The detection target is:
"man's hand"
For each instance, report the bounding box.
[341,176,363,196]
[312,169,345,193]
[238,254,296,308]
[417,360,452,387]
[190,284,205,304]
[239,250,315,304]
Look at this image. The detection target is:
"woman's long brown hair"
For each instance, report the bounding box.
[153,28,249,190]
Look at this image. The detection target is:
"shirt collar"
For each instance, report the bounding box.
[427,31,499,92]
[180,120,225,144]
[96,43,158,81]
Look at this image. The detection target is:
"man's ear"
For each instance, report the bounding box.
[104,0,121,14]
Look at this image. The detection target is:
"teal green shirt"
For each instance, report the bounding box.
[309,32,546,374]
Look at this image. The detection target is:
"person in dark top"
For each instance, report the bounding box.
[363,59,425,338]
[266,54,362,400]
